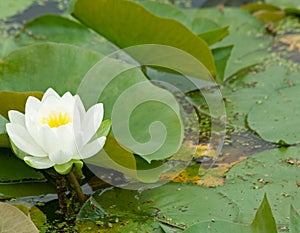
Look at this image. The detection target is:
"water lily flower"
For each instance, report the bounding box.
[6,88,106,174]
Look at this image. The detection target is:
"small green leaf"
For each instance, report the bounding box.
[290,205,300,233]
[0,202,39,233]
[54,160,83,175]
[251,194,277,233]
[92,119,111,140]
[199,26,229,46]
[212,45,233,83]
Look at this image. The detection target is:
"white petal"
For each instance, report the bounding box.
[75,95,86,120]
[79,136,106,159]
[49,150,73,164]
[8,110,25,126]
[38,125,59,154]
[25,96,41,113]
[61,92,75,106]
[24,156,54,169]
[82,103,104,145]
[55,124,78,154]
[42,88,60,102]
[6,123,47,157]
[25,97,41,142]
[72,102,82,136]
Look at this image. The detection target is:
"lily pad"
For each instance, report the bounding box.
[0,43,103,94]
[290,205,300,233]
[0,0,34,20]
[218,145,300,227]
[16,14,116,55]
[72,0,216,77]
[0,202,39,233]
[184,194,277,233]
[247,84,300,144]
[76,183,239,232]
[223,65,300,128]
[0,148,44,182]
[188,7,272,79]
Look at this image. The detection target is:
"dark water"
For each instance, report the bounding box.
[9,1,66,23]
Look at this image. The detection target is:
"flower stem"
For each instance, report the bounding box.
[67,170,86,205]
[56,174,68,216]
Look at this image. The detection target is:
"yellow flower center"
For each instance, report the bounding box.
[41,112,72,128]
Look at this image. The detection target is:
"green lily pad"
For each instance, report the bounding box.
[0,148,44,182]
[0,91,43,118]
[184,194,277,233]
[76,183,239,232]
[139,1,190,27]
[0,43,103,94]
[218,145,300,227]
[223,65,300,128]
[72,0,216,77]
[0,202,39,233]
[0,0,34,20]
[264,0,300,8]
[188,7,271,79]
[16,14,116,55]
[290,205,300,233]
[247,84,300,144]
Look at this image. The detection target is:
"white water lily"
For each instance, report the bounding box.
[6,88,106,174]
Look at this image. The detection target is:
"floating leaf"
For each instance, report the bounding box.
[247,84,300,144]
[0,43,103,94]
[16,14,116,55]
[139,1,190,27]
[252,10,285,23]
[290,205,300,233]
[72,0,216,77]
[0,0,34,20]
[0,91,43,118]
[0,148,44,182]
[223,65,299,128]
[218,145,300,227]
[241,2,281,13]
[189,7,271,79]
[264,0,300,8]
[0,202,39,233]
[76,183,239,232]
[184,194,277,233]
